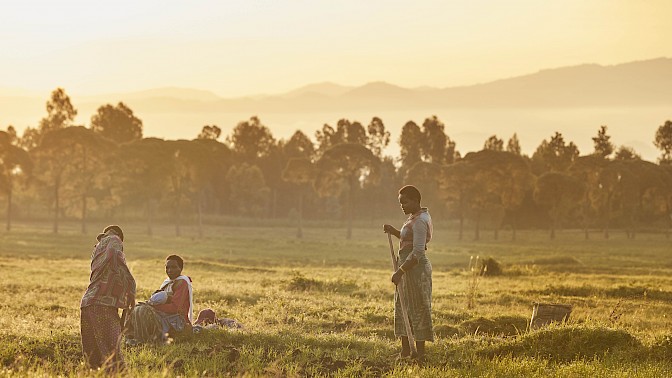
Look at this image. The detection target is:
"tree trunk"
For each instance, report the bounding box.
[6,187,12,231]
[474,212,480,241]
[346,178,353,240]
[53,179,60,234]
[550,218,556,240]
[175,194,181,237]
[197,194,203,239]
[511,217,517,241]
[459,215,464,241]
[81,194,87,234]
[604,197,611,239]
[297,193,303,239]
[146,199,153,236]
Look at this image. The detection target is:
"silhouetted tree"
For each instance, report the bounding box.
[0,131,32,231]
[226,163,270,218]
[614,146,641,161]
[282,157,315,238]
[366,117,390,158]
[592,125,614,159]
[506,133,522,155]
[227,116,275,161]
[284,130,315,160]
[91,102,143,144]
[18,127,41,151]
[398,121,423,174]
[39,88,77,133]
[116,138,173,235]
[32,126,108,233]
[654,120,672,164]
[534,171,583,239]
[421,116,448,164]
[197,125,221,140]
[569,155,608,239]
[532,132,580,173]
[314,143,379,239]
[484,135,504,151]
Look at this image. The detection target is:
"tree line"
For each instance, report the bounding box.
[1,88,672,240]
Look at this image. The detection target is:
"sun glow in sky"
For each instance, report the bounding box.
[1,0,671,97]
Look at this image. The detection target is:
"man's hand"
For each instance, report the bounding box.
[391,269,404,285]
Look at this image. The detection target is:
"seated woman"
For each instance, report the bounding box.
[125,255,193,344]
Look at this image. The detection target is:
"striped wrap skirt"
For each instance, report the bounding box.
[394,246,434,342]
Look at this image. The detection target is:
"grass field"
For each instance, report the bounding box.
[1,221,672,377]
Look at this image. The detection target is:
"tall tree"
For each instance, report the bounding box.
[282,157,315,238]
[506,133,522,155]
[314,143,380,239]
[32,127,108,233]
[0,131,32,231]
[440,161,478,240]
[116,138,173,236]
[483,135,504,151]
[654,120,672,164]
[226,163,270,218]
[227,116,275,161]
[197,125,222,140]
[398,121,423,173]
[366,117,390,158]
[614,146,641,161]
[531,132,580,173]
[284,130,315,160]
[534,171,584,239]
[39,88,77,133]
[91,102,143,144]
[18,127,41,151]
[421,116,448,164]
[405,162,444,220]
[592,125,614,159]
[569,155,608,239]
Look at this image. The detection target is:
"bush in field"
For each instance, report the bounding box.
[287,271,323,291]
[459,315,528,337]
[479,257,503,276]
[481,324,643,362]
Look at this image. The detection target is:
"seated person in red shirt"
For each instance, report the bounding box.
[125,255,193,344]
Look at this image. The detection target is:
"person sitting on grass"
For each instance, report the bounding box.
[125,254,193,344]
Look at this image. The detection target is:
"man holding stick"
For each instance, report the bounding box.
[383,185,434,361]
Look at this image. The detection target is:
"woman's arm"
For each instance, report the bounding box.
[153,280,188,318]
[383,224,400,238]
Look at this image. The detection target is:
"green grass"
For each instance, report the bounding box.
[0,222,671,376]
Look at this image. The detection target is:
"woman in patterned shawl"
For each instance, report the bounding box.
[80,225,136,371]
[383,185,434,361]
[124,254,193,344]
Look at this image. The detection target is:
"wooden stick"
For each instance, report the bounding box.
[387,232,417,357]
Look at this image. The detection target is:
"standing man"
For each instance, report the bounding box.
[80,225,136,371]
[383,185,434,361]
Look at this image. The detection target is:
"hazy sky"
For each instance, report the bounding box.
[1,0,671,97]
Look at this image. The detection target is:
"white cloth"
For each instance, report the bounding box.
[159,275,193,323]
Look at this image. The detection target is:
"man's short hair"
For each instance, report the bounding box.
[399,185,422,202]
[166,254,184,270]
[103,225,124,242]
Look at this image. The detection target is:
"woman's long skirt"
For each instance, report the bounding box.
[394,246,434,342]
[80,305,124,370]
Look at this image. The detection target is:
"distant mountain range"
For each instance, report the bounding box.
[2,57,671,116]
[1,58,671,161]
